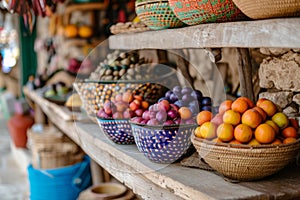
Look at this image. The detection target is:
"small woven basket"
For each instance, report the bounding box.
[97,118,135,145]
[168,0,247,25]
[232,0,300,19]
[135,0,185,30]
[131,123,197,163]
[191,134,300,181]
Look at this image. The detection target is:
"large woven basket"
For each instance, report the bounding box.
[135,0,185,30]
[232,0,300,19]
[191,134,300,181]
[168,0,247,25]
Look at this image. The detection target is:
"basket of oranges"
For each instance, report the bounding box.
[192,97,300,181]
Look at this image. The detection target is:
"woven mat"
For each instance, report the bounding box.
[180,153,240,183]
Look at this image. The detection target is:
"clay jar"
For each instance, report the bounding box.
[7,113,34,148]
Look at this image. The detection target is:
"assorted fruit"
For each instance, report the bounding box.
[194,97,299,145]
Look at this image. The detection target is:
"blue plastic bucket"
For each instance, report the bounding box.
[28,156,92,200]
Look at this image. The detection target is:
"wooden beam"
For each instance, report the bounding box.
[236,48,255,102]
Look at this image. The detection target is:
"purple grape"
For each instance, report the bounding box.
[97,109,109,119]
[201,105,212,111]
[202,97,212,106]
[172,86,182,96]
[147,118,159,126]
[182,94,193,103]
[181,87,193,95]
[142,110,151,120]
[163,120,175,126]
[165,90,173,99]
[174,118,181,125]
[131,117,143,123]
[169,93,178,103]
[156,110,167,122]
[149,105,155,111]
[140,119,149,124]
[167,110,178,119]
[191,90,203,101]
[149,111,157,119]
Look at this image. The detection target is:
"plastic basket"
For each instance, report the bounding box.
[168,0,247,25]
[191,134,300,181]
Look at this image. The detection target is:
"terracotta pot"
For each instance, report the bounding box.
[7,113,34,148]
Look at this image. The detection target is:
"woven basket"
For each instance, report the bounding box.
[74,70,178,120]
[232,0,300,19]
[168,0,247,25]
[131,122,197,163]
[97,118,135,145]
[135,0,185,30]
[191,134,300,181]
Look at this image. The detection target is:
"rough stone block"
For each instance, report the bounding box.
[259,48,291,56]
[259,52,300,92]
[293,94,300,105]
[259,91,293,109]
[283,103,299,115]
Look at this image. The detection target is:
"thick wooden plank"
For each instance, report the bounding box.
[24,88,300,200]
[109,18,300,49]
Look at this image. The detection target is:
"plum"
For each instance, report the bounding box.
[191,90,203,101]
[147,119,159,126]
[182,94,193,103]
[172,86,182,96]
[165,90,173,100]
[158,100,170,111]
[156,110,167,122]
[142,110,151,120]
[202,97,212,106]
[163,120,175,126]
[169,93,178,103]
[131,117,143,123]
[181,87,193,95]
[201,105,212,111]
[167,109,178,119]
[135,109,144,117]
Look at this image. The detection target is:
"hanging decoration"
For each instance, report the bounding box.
[0,0,65,33]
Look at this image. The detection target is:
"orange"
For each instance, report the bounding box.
[282,126,298,138]
[231,98,248,113]
[248,138,260,146]
[217,123,234,142]
[241,109,262,129]
[289,118,299,130]
[272,112,289,129]
[272,138,282,145]
[194,126,202,138]
[229,139,242,145]
[254,123,276,144]
[237,97,255,108]
[252,106,267,122]
[234,124,253,143]
[212,137,223,143]
[257,98,277,117]
[78,25,93,38]
[199,122,217,139]
[218,100,233,114]
[223,110,241,126]
[64,24,78,38]
[283,137,298,144]
[265,120,280,135]
[196,111,213,126]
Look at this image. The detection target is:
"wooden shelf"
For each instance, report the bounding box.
[23,86,300,200]
[109,18,300,49]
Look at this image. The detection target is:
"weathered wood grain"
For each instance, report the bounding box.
[109,18,300,49]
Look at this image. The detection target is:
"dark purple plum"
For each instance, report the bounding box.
[165,90,173,99]
[182,94,193,103]
[202,97,212,106]
[181,87,193,95]
[147,118,160,126]
[156,110,167,122]
[167,109,178,119]
[172,86,182,96]
[201,105,212,111]
[169,93,178,103]
[191,90,203,101]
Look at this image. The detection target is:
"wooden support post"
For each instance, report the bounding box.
[236,48,255,102]
[90,159,104,185]
[175,50,194,86]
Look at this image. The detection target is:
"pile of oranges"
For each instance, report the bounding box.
[194,97,299,145]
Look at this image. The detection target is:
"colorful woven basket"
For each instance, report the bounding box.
[232,0,300,19]
[135,0,185,30]
[191,134,300,181]
[130,123,197,163]
[168,0,247,25]
[97,118,135,145]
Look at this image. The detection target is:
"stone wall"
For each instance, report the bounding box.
[258,48,300,116]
